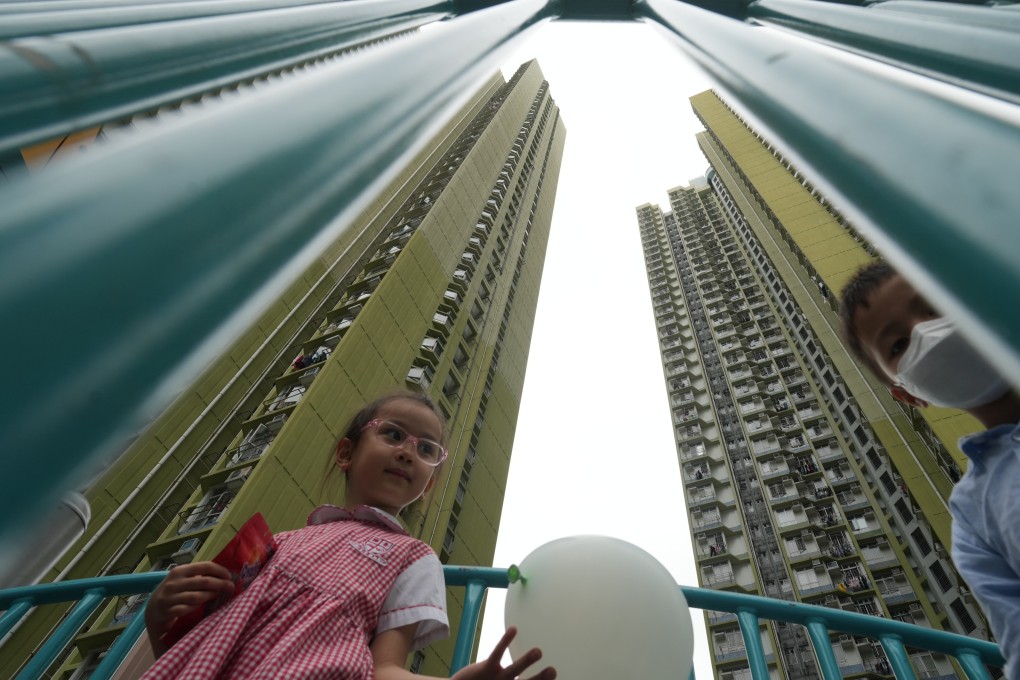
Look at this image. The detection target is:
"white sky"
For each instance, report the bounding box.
[477,21,716,679]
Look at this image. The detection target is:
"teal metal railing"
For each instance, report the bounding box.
[0,568,1004,679]
[1,0,1019,555]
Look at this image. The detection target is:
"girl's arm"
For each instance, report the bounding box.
[372,625,555,680]
[144,561,235,658]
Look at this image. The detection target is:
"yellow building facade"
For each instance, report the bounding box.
[2,60,564,679]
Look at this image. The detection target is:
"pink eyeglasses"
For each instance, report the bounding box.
[361,419,448,466]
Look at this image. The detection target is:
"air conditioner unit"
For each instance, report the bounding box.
[839,635,855,647]
[800,529,813,537]
[171,538,202,564]
[225,466,252,491]
[792,503,803,511]
[697,533,707,540]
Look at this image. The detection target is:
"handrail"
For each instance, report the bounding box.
[0,0,452,155]
[0,568,1003,680]
[0,0,554,547]
[636,0,1020,395]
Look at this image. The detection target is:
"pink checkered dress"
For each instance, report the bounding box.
[142,506,440,679]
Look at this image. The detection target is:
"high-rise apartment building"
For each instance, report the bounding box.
[3,59,564,679]
[637,90,989,680]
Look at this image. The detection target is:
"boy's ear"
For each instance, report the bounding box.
[335,438,354,471]
[890,386,928,409]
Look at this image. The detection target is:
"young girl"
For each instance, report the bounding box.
[142,391,555,680]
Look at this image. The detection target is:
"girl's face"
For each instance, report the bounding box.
[335,398,442,516]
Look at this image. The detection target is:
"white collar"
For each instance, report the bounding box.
[306,504,407,535]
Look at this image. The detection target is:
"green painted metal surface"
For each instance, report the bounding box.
[637,0,1020,397]
[0,0,420,35]
[747,0,1020,104]
[0,0,452,155]
[0,568,1004,679]
[0,0,552,548]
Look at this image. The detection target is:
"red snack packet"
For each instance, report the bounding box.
[161,513,277,646]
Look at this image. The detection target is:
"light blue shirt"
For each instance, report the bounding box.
[951,423,1020,680]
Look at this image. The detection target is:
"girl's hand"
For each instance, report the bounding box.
[451,627,555,680]
[144,561,234,653]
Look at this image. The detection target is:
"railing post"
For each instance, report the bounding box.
[879,634,918,680]
[0,598,32,639]
[737,610,770,680]
[0,0,555,547]
[805,619,842,680]
[956,650,993,680]
[15,588,105,680]
[92,602,151,680]
[451,579,487,673]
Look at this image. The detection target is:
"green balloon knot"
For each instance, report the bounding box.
[508,564,526,585]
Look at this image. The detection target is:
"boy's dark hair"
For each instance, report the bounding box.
[839,260,897,380]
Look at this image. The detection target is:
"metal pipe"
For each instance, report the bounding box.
[0,0,415,31]
[0,569,1005,674]
[867,0,1020,32]
[92,600,150,680]
[637,0,1020,404]
[737,610,769,680]
[451,580,487,671]
[879,634,916,680]
[14,589,104,680]
[747,0,1020,104]
[0,600,33,640]
[806,619,843,680]
[0,0,451,155]
[0,0,553,547]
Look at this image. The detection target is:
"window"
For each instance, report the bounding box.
[911,528,932,554]
[796,569,819,589]
[949,599,976,631]
[929,562,952,592]
[410,650,427,674]
[894,499,912,522]
[180,487,235,534]
[867,449,882,470]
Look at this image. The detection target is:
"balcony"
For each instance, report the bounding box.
[881,589,919,605]
[798,581,839,596]
[715,645,748,663]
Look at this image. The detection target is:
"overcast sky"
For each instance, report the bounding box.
[476,20,717,678]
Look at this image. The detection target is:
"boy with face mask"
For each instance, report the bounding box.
[840,261,1020,678]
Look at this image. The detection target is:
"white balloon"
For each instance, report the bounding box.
[504,536,694,680]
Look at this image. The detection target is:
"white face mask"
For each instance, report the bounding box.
[891,317,1010,409]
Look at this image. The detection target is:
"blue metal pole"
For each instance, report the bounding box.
[956,650,993,680]
[92,601,151,680]
[0,0,426,35]
[451,580,487,672]
[868,0,1020,32]
[737,610,770,680]
[637,0,1020,396]
[746,0,1020,105]
[0,573,166,608]
[805,619,842,680]
[0,0,452,156]
[0,0,554,547]
[679,586,1004,666]
[0,599,33,639]
[15,589,105,680]
[879,634,917,680]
